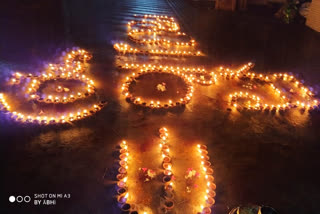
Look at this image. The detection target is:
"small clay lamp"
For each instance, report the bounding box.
[206,196,215,205]
[202,207,211,214]
[120,203,130,211]
[163,175,171,183]
[117,187,127,196]
[164,200,174,210]
[118,167,127,174]
[163,156,171,163]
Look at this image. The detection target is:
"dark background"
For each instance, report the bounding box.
[1,0,320,213]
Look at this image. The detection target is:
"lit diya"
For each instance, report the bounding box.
[117,187,127,196]
[117,173,126,181]
[206,175,214,182]
[159,127,168,134]
[204,167,214,175]
[117,177,127,188]
[198,144,207,150]
[119,153,128,160]
[118,166,127,174]
[202,161,211,167]
[163,175,172,183]
[207,189,216,198]
[163,156,171,163]
[205,196,215,205]
[208,182,217,191]
[164,200,174,210]
[163,163,172,170]
[56,85,63,92]
[120,148,128,154]
[119,160,127,167]
[201,155,210,161]
[202,207,211,214]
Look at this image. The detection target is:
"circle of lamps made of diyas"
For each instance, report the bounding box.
[25,74,96,104]
[121,69,194,109]
[0,49,106,125]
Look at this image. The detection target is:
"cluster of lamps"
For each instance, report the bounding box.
[113,128,216,214]
[121,68,194,109]
[114,43,201,56]
[25,73,96,104]
[117,141,130,205]
[0,49,106,125]
[10,49,92,87]
[159,127,175,212]
[114,14,202,57]
[118,59,319,112]
[215,62,254,78]
[119,62,257,108]
[119,63,215,85]
[0,92,103,124]
[197,144,216,214]
[159,127,173,183]
[228,71,319,111]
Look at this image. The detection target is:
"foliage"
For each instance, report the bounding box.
[276,0,299,24]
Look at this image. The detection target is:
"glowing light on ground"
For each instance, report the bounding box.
[121,68,194,109]
[0,49,106,125]
[118,61,319,112]
[114,14,202,57]
[115,128,216,214]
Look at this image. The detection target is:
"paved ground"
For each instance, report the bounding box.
[1,0,320,214]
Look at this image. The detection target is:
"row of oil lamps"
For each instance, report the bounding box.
[119,62,253,75]
[119,62,254,86]
[197,144,216,214]
[0,94,103,124]
[229,91,319,111]
[114,43,202,56]
[133,14,175,20]
[0,49,106,124]
[117,140,130,206]
[116,140,149,214]
[114,14,202,57]
[159,127,174,185]
[128,32,195,47]
[121,69,194,109]
[115,129,175,214]
[159,127,175,212]
[128,19,180,33]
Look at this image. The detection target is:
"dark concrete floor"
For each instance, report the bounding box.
[1,0,320,214]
